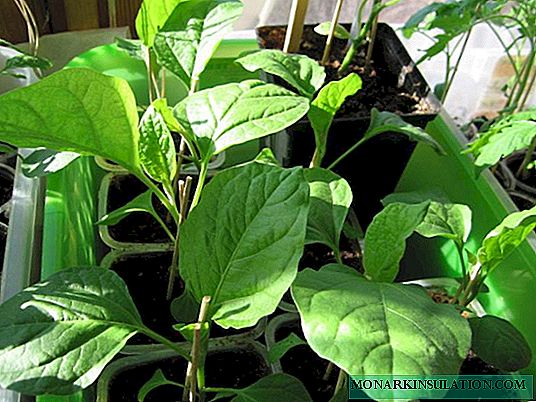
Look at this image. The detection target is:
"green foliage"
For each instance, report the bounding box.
[236,49,326,98]
[0,68,142,174]
[0,267,143,395]
[212,374,313,402]
[465,108,536,168]
[153,0,243,88]
[415,202,472,246]
[364,109,444,154]
[292,264,470,399]
[364,201,430,282]
[138,370,183,402]
[478,205,536,276]
[97,190,157,226]
[180,163,310,328]
[304,168,352,254]
[268,333,306,364]
[314,22,351,40]
[469,315,532,372]
[174,80,309,162]
[21,149,80,178]
[139,100,177,192]
[308,74,362,167]
[135,0,183,47]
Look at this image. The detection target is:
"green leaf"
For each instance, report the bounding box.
[115,37,144,60]
[478,206,536,275]
[236,49,325,98]
[416,202,472,245]
[304,168,352,253]
[215,374,313,402]
[138,369,184,402]
[135,0,183,47]
[170,291,200,323]
[154,0,243,86]
[254,147,280,166]
[314,22,351,40]
[174,80,309,161]
[267,333,306,363]
[0,267,143,395]
[363,108,444,154]
[96,189,159,226]
[0,142,16,155]
[292,264,471,399]
[139,100,177,188]
[308,74,362,166]
[0,68,142,174]
[21,149,80,178]
[180,163,310,328]
[364,201,430,282]
[466,112,536,168]
[4,53,52,71]
[469,316,532,372]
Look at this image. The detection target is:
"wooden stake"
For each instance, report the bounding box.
[321,0,345,65]
[283,0,309,53]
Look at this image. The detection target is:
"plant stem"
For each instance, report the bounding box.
[517,136,536,178]
[141,327,191,360]
[333,368,347,399]
[328,138,366,170]
[183,296,211,402]
[365,0,380,67]
[321,0,345,65]
[139,174,180,224]
[441,28,472,104]
[323,362,335,381]
[166,177,193,300]
[190,161,209,210]
[518,59,536,110]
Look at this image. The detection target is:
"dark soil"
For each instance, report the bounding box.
[108,346,270,402]
[109,252,183,344]
[106,174,179,244]
[256,24,430,119]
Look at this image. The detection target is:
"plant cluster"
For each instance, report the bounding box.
[0,0,533,401]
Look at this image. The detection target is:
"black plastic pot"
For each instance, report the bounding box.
[255,23,441,226]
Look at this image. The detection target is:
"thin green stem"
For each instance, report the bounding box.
[441,29,472,104]
[328,138,366,170]
[517,136,536,177]
[154,212,176,242]
[365,0,381,67]
[333,369,347,399]
[140,327,191,361]
[518,58,536,110]
[190,161,209,210]
[138,173,180,224]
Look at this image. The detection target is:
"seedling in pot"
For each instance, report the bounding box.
[237,48,443,169]
[315,0,401,73]
[464,107,536,181]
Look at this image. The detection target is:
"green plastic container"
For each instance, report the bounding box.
[33,38,535,402]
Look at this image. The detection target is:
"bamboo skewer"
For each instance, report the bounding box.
[283,0,309,53]
[321,0,345,65]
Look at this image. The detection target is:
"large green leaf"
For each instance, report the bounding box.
[0,68,141,174]
[469,315,532,372]
[466,109,536,168]
[308,74,362,166]
[363,108,443,154]
[180,163,310,328]
[154,0,243,87]
[213,374,312,402]
[416,202,472,245]
[364,201,430,282]
[292,264,470,398]
[135,0,184,47]
[174,80,309,161]
[236,49,325,98]
[304,168,352,253]
[0,267,143,395]
[139,100,177,189]
[478,205,536,275]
